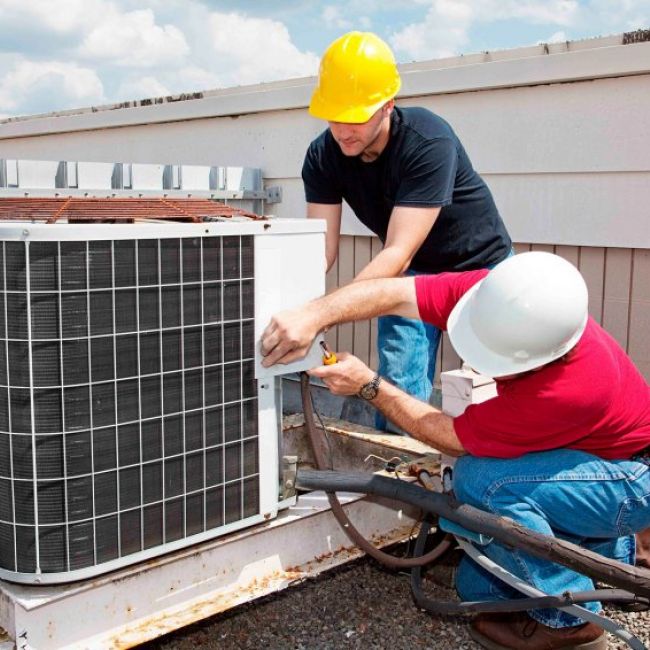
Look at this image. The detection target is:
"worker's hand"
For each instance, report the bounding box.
[261,307,321,367]
[308,352,375,396]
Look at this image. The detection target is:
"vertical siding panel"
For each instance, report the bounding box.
[337,235,355,353]
[555,245,580,268]
[628,249,650,381]
[602,248,632,351]
[513,242,531,255]
[325,259,338,293]
[369,237,383,370]
[353,236,372,365]
[578,247,605,324]
[530,243,555,254]
[440,332,462,373]
[324,258,339,352]
[433,340,443,389]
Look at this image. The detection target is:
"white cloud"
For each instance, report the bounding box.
[79,9,189,67]
[0,59,105,115]
[322,6,354,29]
[0,0,108,34]
[0,3,322,116]
[209,12,320,86]
[496,0,578,25]
[320,5,373,30]
[116,75,170,101]
[390,1,472,60]
[587,0,650,31]
[176,65,221,91]
[540,30,569,43]
[390,0,581,60]
[429,0,580,26]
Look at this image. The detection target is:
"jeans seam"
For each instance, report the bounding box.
[616,493,650,536]
[482,473,630,503]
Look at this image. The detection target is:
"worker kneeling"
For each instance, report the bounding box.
[261,252,650,650]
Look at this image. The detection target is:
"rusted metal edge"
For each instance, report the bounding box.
[105,521,416,650]
[0,196,265,222]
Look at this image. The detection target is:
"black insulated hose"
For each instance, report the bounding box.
[296,466,650,601]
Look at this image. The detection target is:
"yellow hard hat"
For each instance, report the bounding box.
[309,31,401,124]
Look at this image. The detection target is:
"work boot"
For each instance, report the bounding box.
[469,612,607,650]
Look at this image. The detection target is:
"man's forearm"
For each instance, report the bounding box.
[307,353,465,455]
[372,380,465,456]
[309,277,417,332]
[354,246,411,282]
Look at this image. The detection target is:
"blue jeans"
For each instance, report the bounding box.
[453,450,650,628]
[376,252,513,432]
[375,291,441,432]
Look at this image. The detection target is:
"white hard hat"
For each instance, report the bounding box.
[448,252,589,378]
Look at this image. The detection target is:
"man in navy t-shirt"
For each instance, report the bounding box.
[303,31,512,431]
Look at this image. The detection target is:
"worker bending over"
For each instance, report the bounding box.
[304,31,512,431]
[261,252,650,650]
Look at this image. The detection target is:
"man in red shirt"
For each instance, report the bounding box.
[261,252,650,650]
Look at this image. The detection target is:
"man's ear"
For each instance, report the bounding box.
[383,99,395,117]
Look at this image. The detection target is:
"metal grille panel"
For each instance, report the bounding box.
[0,234,259,577]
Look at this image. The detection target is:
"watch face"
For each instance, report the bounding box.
[359,383,378,400]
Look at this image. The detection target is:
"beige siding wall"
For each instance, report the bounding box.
[329,236,650,384]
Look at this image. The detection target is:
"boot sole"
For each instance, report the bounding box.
[468,625,608,650]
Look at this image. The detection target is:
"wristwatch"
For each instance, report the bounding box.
[358,373,382,401]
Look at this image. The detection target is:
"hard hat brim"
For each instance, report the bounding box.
[447,279,587,379]
[308,92,389,124]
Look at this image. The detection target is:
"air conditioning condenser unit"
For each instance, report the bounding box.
[0,215,325,584]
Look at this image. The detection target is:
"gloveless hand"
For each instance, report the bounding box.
[308,352,375,395]
[261,306,322,367]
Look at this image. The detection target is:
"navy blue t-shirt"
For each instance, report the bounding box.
[302,106,512,273]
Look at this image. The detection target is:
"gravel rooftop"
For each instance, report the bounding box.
[144,544,650,650]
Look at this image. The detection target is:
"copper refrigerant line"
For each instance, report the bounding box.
[0,197,266,223]
[298,372,650,619]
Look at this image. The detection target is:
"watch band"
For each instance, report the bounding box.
[358,373,382,401]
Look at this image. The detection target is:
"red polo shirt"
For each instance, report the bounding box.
[415,271,650,460]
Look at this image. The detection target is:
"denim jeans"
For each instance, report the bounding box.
[376,251,513,432]
[375,283,441,432]
[453,449,650,628]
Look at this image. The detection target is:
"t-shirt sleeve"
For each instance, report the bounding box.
[415,270,488,330]
[302,139,342,205]
[395,137,457,207]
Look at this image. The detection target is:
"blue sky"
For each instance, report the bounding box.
[0,0,648,119]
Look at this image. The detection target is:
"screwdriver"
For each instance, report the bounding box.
[319,341,338,365]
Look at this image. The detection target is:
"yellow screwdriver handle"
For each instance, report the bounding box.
[319,341,337,365]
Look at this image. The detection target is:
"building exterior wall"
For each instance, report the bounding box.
[1,36,649,380]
